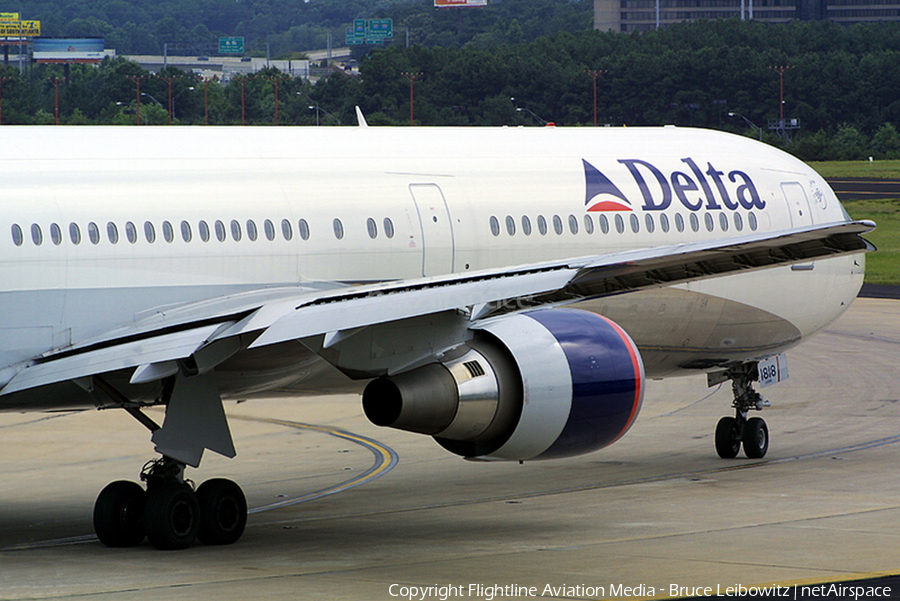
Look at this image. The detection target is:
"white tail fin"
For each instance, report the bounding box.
[355,106,368,127]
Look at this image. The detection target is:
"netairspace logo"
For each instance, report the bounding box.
[387,582,894,600]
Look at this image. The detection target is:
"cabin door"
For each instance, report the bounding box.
[409,184,455,277]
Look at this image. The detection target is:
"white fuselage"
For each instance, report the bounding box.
[0,126,864,406]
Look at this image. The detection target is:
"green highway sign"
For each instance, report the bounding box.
[345,19,393,45]
[218,37,245,54]
[367,19,393,39]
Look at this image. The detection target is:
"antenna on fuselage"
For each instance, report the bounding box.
[355,106,368,127]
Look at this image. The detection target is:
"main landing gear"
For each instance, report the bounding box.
[93,457,247,550]
[90,373,246,550]
[713,363,770,460]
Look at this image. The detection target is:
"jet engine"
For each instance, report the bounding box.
[362,309,644,461]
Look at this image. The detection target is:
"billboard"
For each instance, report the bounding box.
[435,0,487,6]
[33,38,106,64]
[0,19,40,36]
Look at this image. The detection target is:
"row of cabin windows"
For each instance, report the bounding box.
[10,217,397,248]
[489,211,759,237]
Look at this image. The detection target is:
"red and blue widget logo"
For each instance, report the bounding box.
[583,159,633,212]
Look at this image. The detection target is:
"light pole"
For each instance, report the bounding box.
[157,76,181,125]
[204,78,213,125]
[515,106,549,126]
[769,65,792,122]
[728,112,763,140]
[401,71,422,126]
[586,70,606,126]
[172,86,194,122]
[127,75,147,125]
[307,104,340,125]
[48,77,62,125]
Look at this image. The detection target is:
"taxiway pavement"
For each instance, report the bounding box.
[1,297,899,600]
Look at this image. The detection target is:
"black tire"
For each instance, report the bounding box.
[715,416,742,459]
[742,417,769,459]
[143,483,201,550]
[93,480,146,548]
[196,478,248,546]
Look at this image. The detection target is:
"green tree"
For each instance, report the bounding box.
[870,122,900,159]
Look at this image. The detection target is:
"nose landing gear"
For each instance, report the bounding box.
[713,363,770,460]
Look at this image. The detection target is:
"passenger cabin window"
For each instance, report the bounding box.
[126,221,138,244]
[522,215,532,236]
[583,215,594,234]
[645,214,655,234]
[719,213,729,232]
[11,224,23,246]
[674,214,685,233]
[704,213,715,232]
[599,215,609,234]
[107,222,119,244]
[367,217,377,239]
[264,219,276,241]
[70,223,82,245]
[489,216,500,237]
[31,223,43,246]
[537,215,548,236]
[163,221,175,243]
[51,223,62,245]
[734,213,744,232]
[199,220,210,242]
[568,215,578,235]
[630,214,640,233]
[690,213,700,232]
[281,219,293,240]
[333,218,344,240]
[660,214,670,233]
[144,221,156,243]
[383,218,394,239]
[614,214,625,234]
[230,220,242,241]
[749,212,758,231]
[89,222,101,245]
[246,220,258,241]
[505,215,516,236]
[553,215,563,235]
[181,221,192,242]
[299,218,310,240]
[215,220,226,242]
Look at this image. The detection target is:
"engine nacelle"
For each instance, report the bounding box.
[362,308,644,461]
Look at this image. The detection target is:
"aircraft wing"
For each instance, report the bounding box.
[0,220,874,398]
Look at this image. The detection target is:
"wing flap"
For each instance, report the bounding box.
[1,324,223,396]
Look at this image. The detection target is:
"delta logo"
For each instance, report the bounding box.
[583,158,766,213]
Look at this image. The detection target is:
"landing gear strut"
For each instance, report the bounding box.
[713,363,770,459]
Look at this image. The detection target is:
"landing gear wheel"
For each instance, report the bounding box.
[143,483,201,550]
[715,416,742,459]
[197,478,248,545]
[94,480,146,547]
[742,417,769,459]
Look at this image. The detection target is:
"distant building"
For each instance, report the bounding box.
[123,55,311,81]
[594,0,900,32]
